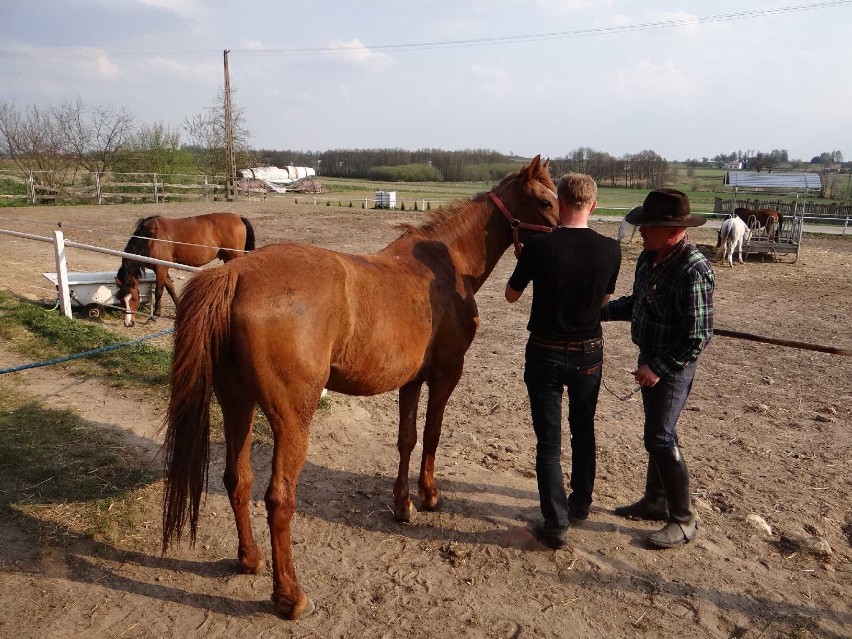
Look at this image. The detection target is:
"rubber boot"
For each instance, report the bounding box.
[613,457,669,521]
[648,447,697,548]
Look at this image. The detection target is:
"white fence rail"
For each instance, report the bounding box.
[0,227,200,318]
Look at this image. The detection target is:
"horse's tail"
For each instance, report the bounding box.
[241,216,256,252]
[162,266,239,553]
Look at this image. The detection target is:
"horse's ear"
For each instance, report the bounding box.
[523,154,542,182]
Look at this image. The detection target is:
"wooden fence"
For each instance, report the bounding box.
[0,170,270,204]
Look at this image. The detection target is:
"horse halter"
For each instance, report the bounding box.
[489,192,554,258]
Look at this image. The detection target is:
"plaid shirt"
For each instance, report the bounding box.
[603,238,714,376]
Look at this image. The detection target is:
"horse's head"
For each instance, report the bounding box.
[492,155,559,248]
[115,264,142,327]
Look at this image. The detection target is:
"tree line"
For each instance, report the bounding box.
[0,95,845,192]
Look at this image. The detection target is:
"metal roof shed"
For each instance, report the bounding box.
[722,171,822,263]
[723,171,822,191]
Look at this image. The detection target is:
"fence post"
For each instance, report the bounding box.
[422,198,426,211]
[844,217,849,236]
[52,230,72,319]
[204,175,209,202]
[95,172,102,205]
[28,170,35,204]
[313,196,317,206]
[153,173,159,204]
[364,198,368,209]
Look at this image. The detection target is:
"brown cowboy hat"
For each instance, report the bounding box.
[624,188,706,227]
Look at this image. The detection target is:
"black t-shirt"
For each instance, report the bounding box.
[508,227,621,340]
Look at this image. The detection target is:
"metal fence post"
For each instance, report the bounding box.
[52,230,72,319]
[153,174,159,203]
[844,217,849,236]
[96,172,102,205]
[28,171,35,204]
[204,175,209,202]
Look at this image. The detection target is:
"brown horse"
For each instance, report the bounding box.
[161,156,558,619]
[734,207,783,242]
[115,212,255,326]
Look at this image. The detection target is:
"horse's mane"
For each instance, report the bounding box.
[395,165,554,241]
[123,216,159,256]
[118,216,159,280]
[394,193,490,240]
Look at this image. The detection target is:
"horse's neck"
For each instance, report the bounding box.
[391,199,510,293]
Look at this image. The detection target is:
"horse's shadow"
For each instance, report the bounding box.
[3,422,849,635]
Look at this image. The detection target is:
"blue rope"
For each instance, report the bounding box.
[0,328,174,376]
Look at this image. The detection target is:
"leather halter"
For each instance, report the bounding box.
[489,191,554,258]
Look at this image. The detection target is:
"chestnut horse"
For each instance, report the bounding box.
[734,207,783,242]
[115,212,255,326]
[161,156,558,619]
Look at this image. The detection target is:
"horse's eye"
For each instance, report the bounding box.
[539,199,553,208]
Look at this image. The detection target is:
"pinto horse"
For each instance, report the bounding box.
[115,212,255,326]
[734,207,783,242]
[161,156,558,619]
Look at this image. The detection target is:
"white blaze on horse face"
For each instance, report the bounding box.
[122,293,135,327]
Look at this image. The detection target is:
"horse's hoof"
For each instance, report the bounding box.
[393,500,417,523]
[272,592,315,620]
[238,550,265,574]
[420,492,442,511]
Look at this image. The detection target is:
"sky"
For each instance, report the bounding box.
[2,0,851,162]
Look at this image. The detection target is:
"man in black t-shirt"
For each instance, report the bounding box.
[506,172,621,549]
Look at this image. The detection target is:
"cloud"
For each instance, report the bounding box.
[535,0,609,14]
[612,59,694,100]
[137,0,201,19]
[93,51,122,79]
[325,39,393,71]
[146,56,219,83]
[469,64,513,97]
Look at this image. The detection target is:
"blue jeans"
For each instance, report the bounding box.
[524,341,603,531]
[639,356,698,454]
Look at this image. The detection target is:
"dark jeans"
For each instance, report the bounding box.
[524,341,603,532]
[639,356,698,454]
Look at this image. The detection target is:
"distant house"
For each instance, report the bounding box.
[724,160,744,170]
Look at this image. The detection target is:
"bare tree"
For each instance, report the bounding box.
[182,85,253,174]
[0,100,74,188]
[55,96,135,173]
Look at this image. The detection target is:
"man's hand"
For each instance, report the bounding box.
[633,364,660,387]
[505,284,522,303]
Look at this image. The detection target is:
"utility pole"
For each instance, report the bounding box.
[223,49,236,201]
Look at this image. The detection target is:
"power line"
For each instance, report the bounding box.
[0,0,849,60]
[230,0,852,56]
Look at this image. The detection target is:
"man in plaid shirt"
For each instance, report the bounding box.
[602,188,714,548]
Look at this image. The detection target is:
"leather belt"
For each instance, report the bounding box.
[529,335,603,352]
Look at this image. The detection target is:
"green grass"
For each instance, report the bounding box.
[0,292,329,444]
[0,291,171,390]
[0,387,159,543]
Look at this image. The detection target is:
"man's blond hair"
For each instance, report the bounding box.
[556,173,597,207]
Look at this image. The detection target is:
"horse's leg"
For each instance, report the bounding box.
[153,267,166,316]
[262,392,317,620]
[217,376,264,574]
[393,380,422,522]
[163,269,179,307]
[418,362,464,511]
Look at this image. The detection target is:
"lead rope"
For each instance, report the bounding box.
[601,378,642,402]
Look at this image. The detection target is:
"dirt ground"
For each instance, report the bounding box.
[0,198,850,639]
